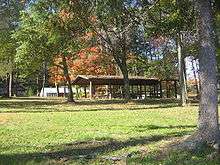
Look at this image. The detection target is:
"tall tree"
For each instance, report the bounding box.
[15,0,89,102]
[143,0,195,105]
[195,0,220,144]
[14,10,53,96]
[177,33,187,106]
[83,0,141,102]
[0,0,24,97]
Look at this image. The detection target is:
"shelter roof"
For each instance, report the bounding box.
[72,75,160,86]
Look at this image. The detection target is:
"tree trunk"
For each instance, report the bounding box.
[195,61,201,92]
[196,0,220,144]
[191,58,200,97]
[64,86,67,97]
[113,50,130,102]
[56,83,60,97]
[76,86,79,98]
[8,72,12,98]
[120,60,130,102]
[15,72,18,97]
[177,33,187,106]
[42,65,46,97]
[61,55,74,103]
[36,76,40,96]
[183,60,189,100]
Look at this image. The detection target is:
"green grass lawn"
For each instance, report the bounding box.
[0,98,219,165]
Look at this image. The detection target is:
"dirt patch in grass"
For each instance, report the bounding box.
[0,115,9,125]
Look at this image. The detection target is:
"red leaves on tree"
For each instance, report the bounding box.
[49,46,116,84]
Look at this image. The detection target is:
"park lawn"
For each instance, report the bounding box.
[0,98,219,165]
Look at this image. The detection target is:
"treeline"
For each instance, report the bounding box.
[0,0,208,102]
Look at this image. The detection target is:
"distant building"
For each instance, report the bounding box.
[40,87,69,97]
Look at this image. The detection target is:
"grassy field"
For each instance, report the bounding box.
[0,98,219,165]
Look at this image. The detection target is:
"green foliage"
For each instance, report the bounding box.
[144,0,195,37]
[145,54,177,79]
[13,10,52,78]
[0,62,13,78]
[0,0,25,78]
[90,0,141,64]
[14,0,90,79]
[0,30,16,77]
[25,87,35,97]
[127,55,149,76]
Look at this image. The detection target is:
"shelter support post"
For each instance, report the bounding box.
[76,85,79,98]
[153,85,156,97]
[160,81,163,98]
[131,85,134,98]
[174,80,178,98]
[89,81,93,100]
[109,84,112,99]
[84,86,87,98]
[139,85,142,99]
[166,81,169,98]
[157,84,160,97]
[150,86,153,98]
[144,85,147,99]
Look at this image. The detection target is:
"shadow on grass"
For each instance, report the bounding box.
[134,124,196,132]
[0,103,183,113]
[0,97,199,113]
[0,97,180,108]
[128,144,220,165]
[0,99,65,109]
[0,131,192,165]
[77,98,180,105]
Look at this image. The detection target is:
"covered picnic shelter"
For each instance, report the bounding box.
[72,75,178,99]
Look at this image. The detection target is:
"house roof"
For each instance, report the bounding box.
[72,75,161,86]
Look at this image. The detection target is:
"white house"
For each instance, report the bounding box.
[40,87,69,97]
